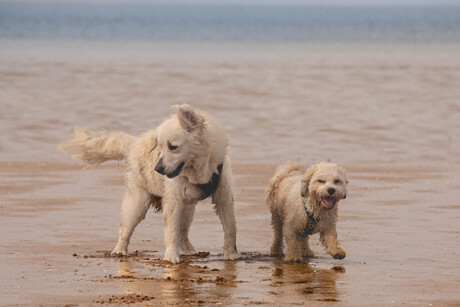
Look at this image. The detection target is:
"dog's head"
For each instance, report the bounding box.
[154,104,206,178]
[300,162,348,210]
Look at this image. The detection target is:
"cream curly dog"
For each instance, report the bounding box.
[266,161,348,262]
[60,104,239,264]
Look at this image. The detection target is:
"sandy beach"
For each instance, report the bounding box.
[1,158,460,305]
[1,5,460,304]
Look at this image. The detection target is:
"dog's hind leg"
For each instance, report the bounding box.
[179,204,197,255]
[270,210,284,256]
[212,159,239,261]
[303,237,315,257]
[111,185,150,256]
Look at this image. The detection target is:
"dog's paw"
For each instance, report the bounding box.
[284,254,303,263]
[330,247,346,260]
[332,252,346,260]
[285,257,303,263]
[179,241,197,256]
[163,249,181,264]
[110,252,126,258]
[224,251,240,261]
[270,247,284,257]
[110,246,127,257]
[181,249,197,256]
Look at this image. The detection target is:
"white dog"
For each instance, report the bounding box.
[266,161,348,262]
[60,104,239,264]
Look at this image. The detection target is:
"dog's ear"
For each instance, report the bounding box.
[338,166,348,199]
[172,104,205,133]
[301,164,319,197]
[148,130,158,153]
[300,178,309,197]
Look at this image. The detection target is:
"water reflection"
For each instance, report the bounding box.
[111,254,345,304]
[114,255,238,305]
[269,259,345,303]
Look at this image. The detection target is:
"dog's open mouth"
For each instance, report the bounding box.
[321,197,335,210]
[167,162,185,178]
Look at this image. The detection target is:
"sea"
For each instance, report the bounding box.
[1,3,460,43]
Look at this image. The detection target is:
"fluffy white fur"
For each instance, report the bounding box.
[60,104,239,264]
[266,161,348,262]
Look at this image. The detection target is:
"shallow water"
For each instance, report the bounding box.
[1,40,459,166]
[1,161,459,305]
[1,4,460,306]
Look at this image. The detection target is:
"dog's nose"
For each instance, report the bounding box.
[154,158,165,175]
[327,188,335,195]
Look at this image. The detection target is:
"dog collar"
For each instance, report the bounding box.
[303,199,320,235]
[196,163,224,200]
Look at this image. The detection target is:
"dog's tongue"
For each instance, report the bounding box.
[321,198,334,209]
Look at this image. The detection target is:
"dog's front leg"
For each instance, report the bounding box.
[320,228,346,260]
[213,160,239,260]
[283,225,304,262]
[162,198,184,264]
[179,204,197,255]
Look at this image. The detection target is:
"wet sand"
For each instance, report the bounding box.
[1,42,460,306]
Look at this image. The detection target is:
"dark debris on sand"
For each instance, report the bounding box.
[93,294,155,304]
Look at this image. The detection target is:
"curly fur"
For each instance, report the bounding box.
[266,161,348,262]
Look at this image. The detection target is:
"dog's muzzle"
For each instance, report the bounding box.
[166,162,185,178]
[154,158,166,175]
[154,158,185,178]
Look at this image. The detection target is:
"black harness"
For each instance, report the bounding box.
[196,163,224,200]
[303,199,320,235]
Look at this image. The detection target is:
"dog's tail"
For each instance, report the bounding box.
[266,160,300,202]
[59,127,136,167]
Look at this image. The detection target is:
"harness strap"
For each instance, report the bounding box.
[196,163,224,200]
[303,199,320,235]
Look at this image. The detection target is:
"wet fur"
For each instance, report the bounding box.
[266,161,348,262]
[60,105,239,264]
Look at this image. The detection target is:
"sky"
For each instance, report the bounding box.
[3,0,460,5]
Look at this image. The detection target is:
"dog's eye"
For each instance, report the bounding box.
[334,179,341,184]
[168,142,178,151]
[317,180,325,184]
